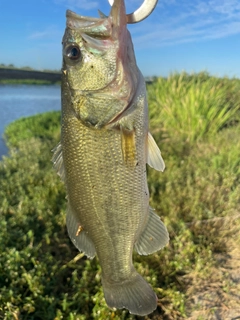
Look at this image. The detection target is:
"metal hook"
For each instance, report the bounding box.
[108,0,158,24]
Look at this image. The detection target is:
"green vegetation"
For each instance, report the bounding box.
[0,79,60,85]
[148,71,240,142]
[0,72,240,319]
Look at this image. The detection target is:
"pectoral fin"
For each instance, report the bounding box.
[52,142,66,181]
[147,132,165,172]
[135,207,169,255]
[66,204,96,259]
[121,127,137,167]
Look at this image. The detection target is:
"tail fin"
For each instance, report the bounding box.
[102,271,157,316]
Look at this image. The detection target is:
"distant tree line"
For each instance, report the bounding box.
[0,63,60,73]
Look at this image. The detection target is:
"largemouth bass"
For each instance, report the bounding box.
[53,0,169,316]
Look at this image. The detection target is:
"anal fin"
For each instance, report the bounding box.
[135,207,169,255]
[66,204,96,259]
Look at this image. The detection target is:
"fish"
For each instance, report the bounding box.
[52,0,169,316]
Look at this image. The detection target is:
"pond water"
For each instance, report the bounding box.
[0,84,61,159]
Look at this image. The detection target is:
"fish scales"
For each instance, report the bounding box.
[62,78,148,279]
[53,0,169,316]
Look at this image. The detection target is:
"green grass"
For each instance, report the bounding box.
[4,111,61,148]
[0,72,239,319]
[147,71,240,143]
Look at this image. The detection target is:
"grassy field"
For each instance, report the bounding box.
[0,72,239,319]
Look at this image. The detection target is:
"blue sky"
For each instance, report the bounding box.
[0,0,240,77]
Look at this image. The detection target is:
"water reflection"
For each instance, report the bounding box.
[0,84,61,159]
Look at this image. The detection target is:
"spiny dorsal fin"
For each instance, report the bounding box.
[52,142,66,181]
[147,132,165,172]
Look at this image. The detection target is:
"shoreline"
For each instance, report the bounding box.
[0,68,61,84]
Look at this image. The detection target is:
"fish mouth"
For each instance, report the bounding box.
[66,0,127,35]
[109,0,159,24]
[105,0,138,126]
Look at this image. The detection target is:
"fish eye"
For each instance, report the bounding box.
[65,44,81,61]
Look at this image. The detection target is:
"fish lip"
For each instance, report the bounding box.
[65,9,112,37]
[110,0,127,28]
[66,10,104,22]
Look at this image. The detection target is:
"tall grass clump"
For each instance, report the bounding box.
[0,72,239,319]
[148,71,240,143]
